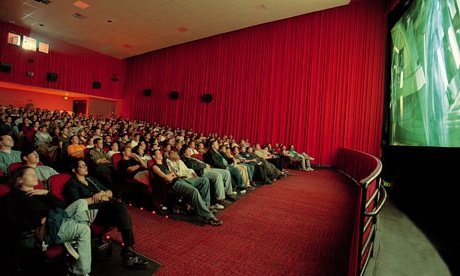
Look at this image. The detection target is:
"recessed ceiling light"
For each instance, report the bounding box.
[73,1,90,9]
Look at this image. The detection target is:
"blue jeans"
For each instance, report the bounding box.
[58,199,92,275]
[203,168,233,196]
[172,177,214,219]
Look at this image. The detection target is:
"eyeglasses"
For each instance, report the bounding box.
[77,164,87,168]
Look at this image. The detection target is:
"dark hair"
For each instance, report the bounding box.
[20,147,37,162]
[7,166,34,189]
[69,158,85,174]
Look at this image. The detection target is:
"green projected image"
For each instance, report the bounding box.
[390,0,460,147]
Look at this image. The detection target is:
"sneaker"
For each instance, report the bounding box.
[230,191,237,195]
[123,255,149,269]
[239,189,247,194]
[210,203,225,210]
[204,217,223,226]
[307,167,314,171]
[63,242,80,260]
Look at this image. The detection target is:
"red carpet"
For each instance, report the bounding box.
[106,168,359,276]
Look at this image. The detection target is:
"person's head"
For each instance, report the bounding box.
[70,135,79,144]
[21,148,40,166]
[247,146,254,153]
[7,166,37,190]
[254,143,261,150]
[70,159,88,177]
[0,134,14,150]
[152,149,163,162]
[121,146,133,159]
[168,151,180,162]
[289,145,295,150]
[233,146,240,154]
[94,138,103,149]
[211,140,219,151]
[111,142,119,151]
[104,135,112,144]
[240,146,247,153]
[182,147,193,158]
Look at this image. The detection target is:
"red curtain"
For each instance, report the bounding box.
[123,0,388,165]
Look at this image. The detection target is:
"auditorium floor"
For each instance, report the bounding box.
[367,198,451,276]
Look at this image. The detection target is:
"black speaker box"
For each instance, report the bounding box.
[170,91,179,100]
[202,94,213,102]
[0,62,11,73]
[92,81,102,89]
[47,72,58,82]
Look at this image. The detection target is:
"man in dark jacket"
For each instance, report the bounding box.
[203,140,246,193]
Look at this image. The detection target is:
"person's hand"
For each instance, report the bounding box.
[26,189,48,196]
[192,172,198,178]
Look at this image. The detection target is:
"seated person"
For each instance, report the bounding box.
[166,150,230,210]
[0,166,92,276]
[118,146,149,186]
[150,149,223,226]
[89,138,114,189]
[233,146,272,185]
[67,135,86,160]
[0,134,22,177]
[253,143,285,172]
[283,144,314,172]
[34,125,59,162]
[245,146,283,181]
[21,148,59,189]
[203,140,247,193]
[220,145,254,189]
[181,146,236,201]
[64,159,149,269]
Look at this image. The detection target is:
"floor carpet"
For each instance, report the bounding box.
[91,240,162,276]
[105,168,358,275]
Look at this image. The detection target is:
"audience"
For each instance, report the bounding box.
[64,159,149,269]
[204,140,247,194]
[0,166,92,276]
[21,148,59,189]
[150,149,223,226]
[166,150,230,210]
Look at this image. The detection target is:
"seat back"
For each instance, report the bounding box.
[0,184,11,198]
[9,162,24,174]
[112,153,122,170]
[48,173,72,203]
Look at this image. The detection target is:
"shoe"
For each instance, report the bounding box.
[226,194,237,201]
[309,157,315,161]
[63,241,80,260]
[239,189,247,194]
[245,186,255,191]
[218,199,231,206]
[204,217,223,226]
[307,167,314,171]
[231,191,237,195]
[123,255,149,269]
[210,203,225,210]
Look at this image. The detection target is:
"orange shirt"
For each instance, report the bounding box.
[67,144,86,159]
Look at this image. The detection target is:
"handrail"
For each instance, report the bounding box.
[335,147,386,276]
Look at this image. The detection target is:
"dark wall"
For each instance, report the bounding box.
[381,146,459,274]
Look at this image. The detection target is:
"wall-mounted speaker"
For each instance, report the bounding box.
[92,81,102,89]
[143,89,152,96]
[202,94,213,102]
[170,91,179,100]
[0,62,12,73]
[47,72,58,82]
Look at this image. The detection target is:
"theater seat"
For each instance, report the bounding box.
[0,184,67,274]
[48,173,115,242]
